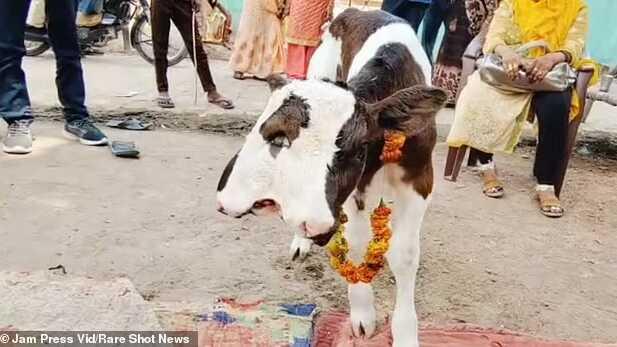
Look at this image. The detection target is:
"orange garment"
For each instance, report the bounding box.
[286,0,333,47]
[286,44,317,79]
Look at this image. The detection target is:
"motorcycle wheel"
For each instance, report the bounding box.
[131,15,188,67]
[25,40,50,57]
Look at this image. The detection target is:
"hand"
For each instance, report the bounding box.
[525,53,565,83]
[501,51,524,81]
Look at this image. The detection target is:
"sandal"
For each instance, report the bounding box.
[233,71,246,80]
[536,186,564,218]
[157,96,175,109]
[208,95,235,110]
[106,118,154,131]
[481,168,505,198]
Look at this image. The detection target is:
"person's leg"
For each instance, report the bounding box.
[532,90,571,217]
[474,148,504,198]
[394,2,429,32]
[0,0,33,124]
[171,1,232,109]
[286,44,308,79]
[0,0,34,154]
[533,91,571,186]
[151,0,172,100]
[46,0,88,122]
[421,1,446,64]
[171,1,216,92]
[476,149,493,165]
[46,0,108,145]
[303,46,318,78]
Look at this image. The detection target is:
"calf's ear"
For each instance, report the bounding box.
[364,85,447,140]
[267,74,290,92]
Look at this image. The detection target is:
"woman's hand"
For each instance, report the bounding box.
[525,52,567,83]
[496,45,523,81]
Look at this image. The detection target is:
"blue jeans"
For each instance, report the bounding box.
[0,0,89,124]
[381,0,429,32]
[421,0,448,64]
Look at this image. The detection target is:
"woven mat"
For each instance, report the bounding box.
[196,299,316,347]
[313,311,617,347]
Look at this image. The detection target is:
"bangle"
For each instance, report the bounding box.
[557,51,571,63]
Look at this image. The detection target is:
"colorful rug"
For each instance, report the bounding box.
[197,299,316,347]
[313,311,617,347]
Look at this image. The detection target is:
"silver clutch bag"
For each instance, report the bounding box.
[478,41,577,93]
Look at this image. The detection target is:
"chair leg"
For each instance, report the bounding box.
[450,145,468,182]
[582,98,594,123]
[444,147,458,178]
[445,145,468,182]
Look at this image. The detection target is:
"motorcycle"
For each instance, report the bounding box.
[24,0,188,67]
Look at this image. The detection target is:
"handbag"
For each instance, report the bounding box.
[478,40,577,93]
[204,3,232,47]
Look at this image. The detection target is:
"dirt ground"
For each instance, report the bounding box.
[1,122,616,343]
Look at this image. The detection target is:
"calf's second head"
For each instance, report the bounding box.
[217,76,445,245]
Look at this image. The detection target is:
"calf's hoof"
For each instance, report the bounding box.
[289,235,312,261]
[350,306,376,338]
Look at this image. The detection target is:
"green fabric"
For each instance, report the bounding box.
[219,0,243,31]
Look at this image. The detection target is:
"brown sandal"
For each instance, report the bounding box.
[233,71,246,80]
[209,97,234,110]
[481,169,505,198]
[536,190,564,218]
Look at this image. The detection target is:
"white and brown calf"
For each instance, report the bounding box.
[216,9,445,347]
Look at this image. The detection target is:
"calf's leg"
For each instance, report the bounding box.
[343,200,377,337]
[387,189,428,347]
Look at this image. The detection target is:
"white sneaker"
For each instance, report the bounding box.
[3,119,33,154]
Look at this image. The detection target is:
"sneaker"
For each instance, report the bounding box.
[64,119,108,146]
[3,119,33,154]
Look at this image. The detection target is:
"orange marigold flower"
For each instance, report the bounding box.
[357,264,378,283]
[380,131,406,163]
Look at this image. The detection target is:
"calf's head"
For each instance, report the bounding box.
[217,76,445,245]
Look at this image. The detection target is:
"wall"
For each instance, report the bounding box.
[586,0,617,67]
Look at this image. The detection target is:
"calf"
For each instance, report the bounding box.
[217,8,445,347]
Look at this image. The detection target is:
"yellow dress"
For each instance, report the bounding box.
[447,0,590,154]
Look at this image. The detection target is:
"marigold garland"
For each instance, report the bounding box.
[327,199,393,284]
[326,130,405,284]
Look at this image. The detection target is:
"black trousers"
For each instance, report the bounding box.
[381,0,429,32]
[151,0,216,93]
[476,90,572,186]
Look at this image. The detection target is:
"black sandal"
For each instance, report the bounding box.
[106,118,154,131]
